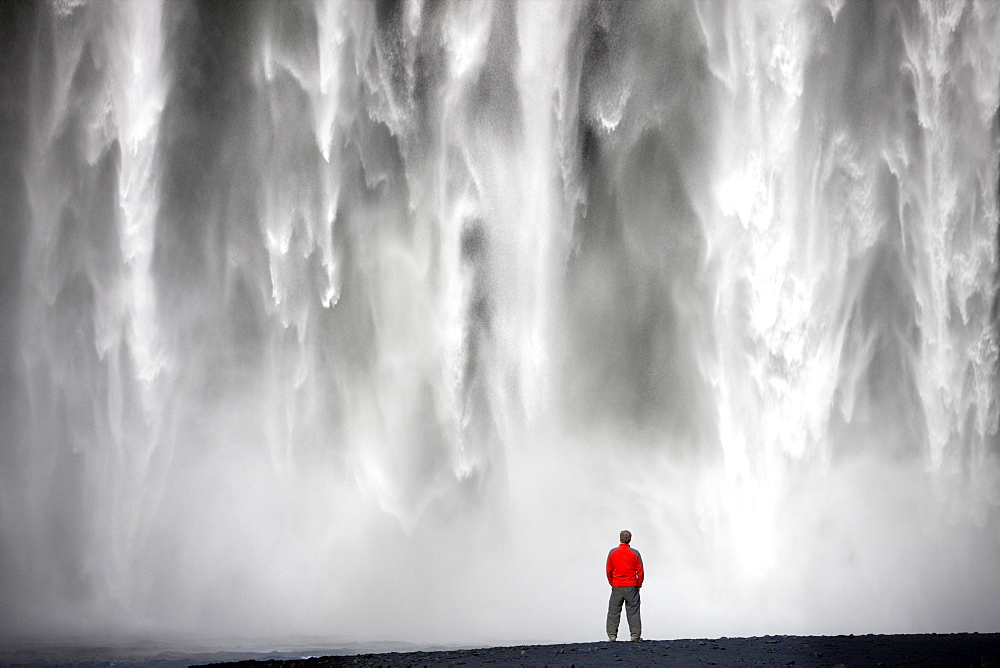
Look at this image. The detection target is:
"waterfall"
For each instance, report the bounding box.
[0,0,998,645]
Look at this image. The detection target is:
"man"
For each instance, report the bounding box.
[606,529,643,641]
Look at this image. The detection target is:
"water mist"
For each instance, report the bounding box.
[0,0,998,648]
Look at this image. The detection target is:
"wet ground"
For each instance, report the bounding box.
[205,634,1000,667]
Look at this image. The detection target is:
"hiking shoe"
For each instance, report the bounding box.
[630,636,642,642]
[608,635,616,641]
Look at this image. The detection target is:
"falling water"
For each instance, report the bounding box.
[0,0,998,647]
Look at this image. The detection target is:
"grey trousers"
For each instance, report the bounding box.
[606,586,641,639]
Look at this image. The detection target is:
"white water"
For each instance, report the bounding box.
[1,0,998,647]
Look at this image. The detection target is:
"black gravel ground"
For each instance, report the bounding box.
[204,633,1000,667]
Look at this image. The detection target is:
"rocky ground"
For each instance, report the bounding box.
[206,634,1000,667]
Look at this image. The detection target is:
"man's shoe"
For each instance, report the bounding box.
[630,636,642,642]
[608,635,616,641]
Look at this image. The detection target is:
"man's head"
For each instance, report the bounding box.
[620,530,632,544]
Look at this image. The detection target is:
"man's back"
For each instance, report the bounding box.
[607,543,644,588]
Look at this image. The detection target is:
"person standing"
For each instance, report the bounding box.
[606,529,643,641]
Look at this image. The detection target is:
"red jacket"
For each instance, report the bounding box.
[607,543,644,588]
